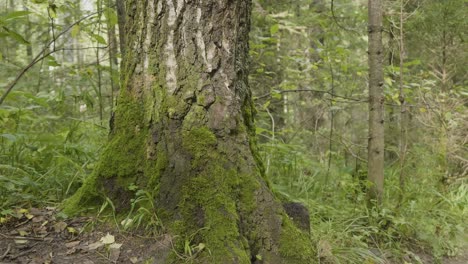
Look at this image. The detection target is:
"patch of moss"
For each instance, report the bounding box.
[171,165,251,263]
[63,98,147,215]
[182,126,216,165]
[279,217,316,263]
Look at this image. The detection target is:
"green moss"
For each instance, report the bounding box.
[63,98,147,215]
[182,126,216,165]
[146,147,168,190]
[171,166,251,263]
[62,172,99,215]
[279,217,316,263]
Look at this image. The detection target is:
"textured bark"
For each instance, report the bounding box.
[367,0,385,202]
[65,1,314,263]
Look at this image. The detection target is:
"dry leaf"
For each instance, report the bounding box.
[109,247,121,262]
[87,241,104,251]
[66,247,77,255]
[24,214,34,220]
[67,227,77,233]
[18,230,29,236]
[65,241,80,248]
[100,233,115,244]
[54,221,67,232]
[14,239,29,244]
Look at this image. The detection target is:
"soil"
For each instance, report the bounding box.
[1,207,466,264]
[0,208,172,264]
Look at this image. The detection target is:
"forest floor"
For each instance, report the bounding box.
[0,208,172,264]
[0,207,466,264]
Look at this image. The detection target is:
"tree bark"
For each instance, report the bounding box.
[367,0,385,203]
[64,1,314,263]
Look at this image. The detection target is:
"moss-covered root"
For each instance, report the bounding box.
[61,172,100,216]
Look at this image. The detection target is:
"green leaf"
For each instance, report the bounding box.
[48,4,58,18]
[270,24,279,35]
[2,27,30,44]
[47,55,61,67]
[71,24,80,38]
[384,77,393,86]
[3,11,31,21]
[92,34,107,45]
[271,90,282,100]
[104,7,118,27]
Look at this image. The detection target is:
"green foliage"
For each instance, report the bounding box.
[259,136,467,262]
[0,0,112,212]
[121,186,165,236]
[251,0,467,261]
[0,90,106,210]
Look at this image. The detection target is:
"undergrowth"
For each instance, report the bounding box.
[0,90,106,212]
[260,135,467,263]
[1,91,466,263]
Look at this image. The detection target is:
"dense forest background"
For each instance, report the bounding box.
[1,0,466,263]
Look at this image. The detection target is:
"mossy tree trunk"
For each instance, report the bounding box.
[65,1,314,263]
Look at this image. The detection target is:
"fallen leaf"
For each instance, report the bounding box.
[32,215,45,223]
[66,247,77,255]
[100,233,115,244]
[87,241,104,251]
[109,247,121,262]
[25,214,34,219]
[109,243,122,249]
[14,239,29,244]
[29,208,42,215]
[67,227,77,234]
[18,230,29,236]
[129,257,138,264]
[121,218,133,228]
[65,241,80,248]
[54,221,67,232]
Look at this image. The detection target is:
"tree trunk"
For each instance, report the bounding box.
[64,1,313,263]
[367,0,385,203]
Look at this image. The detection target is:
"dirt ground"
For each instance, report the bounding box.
[0,207,466,264]
[0,208,172,264]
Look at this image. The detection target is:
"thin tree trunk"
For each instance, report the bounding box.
[115,0,125,57]
[398,0,408,205]
[367,0,385,203]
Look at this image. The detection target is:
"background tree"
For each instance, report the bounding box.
[367,0,385,202]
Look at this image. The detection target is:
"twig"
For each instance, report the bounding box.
[1,244,11,260]
[14,218,31,228]
[256,88,365,102]
[0,233,45,241]
[10,246,37,260]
